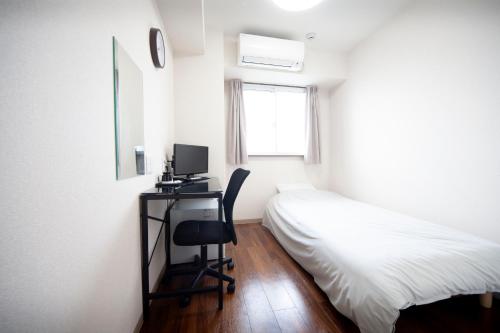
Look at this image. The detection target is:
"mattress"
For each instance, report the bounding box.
[262,189,500,333]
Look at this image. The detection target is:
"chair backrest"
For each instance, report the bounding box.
[223,168,250,245]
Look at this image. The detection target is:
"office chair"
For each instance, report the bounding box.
[172,168,250,307]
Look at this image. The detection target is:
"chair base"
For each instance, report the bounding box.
[163,245,235,307]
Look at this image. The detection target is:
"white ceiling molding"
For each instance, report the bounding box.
[156,0,206,56]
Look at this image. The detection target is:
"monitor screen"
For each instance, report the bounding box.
[173,144,209,176]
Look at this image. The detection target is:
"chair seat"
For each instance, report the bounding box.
[173,220,232,246]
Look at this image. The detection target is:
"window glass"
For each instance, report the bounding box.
[243,84,306,155]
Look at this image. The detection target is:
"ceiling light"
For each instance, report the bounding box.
[271,0,323,12]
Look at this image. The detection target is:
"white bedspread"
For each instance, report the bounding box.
[262,189,500,333]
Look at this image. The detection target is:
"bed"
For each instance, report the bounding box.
[262,187,500,333]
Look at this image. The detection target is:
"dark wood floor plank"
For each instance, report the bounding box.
[261,281,296,311]
[241,277,275,314]
[274,308,310,333]
[142,223,500,333]
[246,245,296,311]
[247,309,282,333]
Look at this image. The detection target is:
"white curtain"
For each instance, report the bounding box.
[305,85,321,164]
[227,79,248,165]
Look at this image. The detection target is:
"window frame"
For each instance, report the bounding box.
[243,82,307,157]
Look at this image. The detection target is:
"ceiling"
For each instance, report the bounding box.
[205,0,414,51]
[157,0,205,55]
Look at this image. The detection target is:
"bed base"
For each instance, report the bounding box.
[479,292,493,309]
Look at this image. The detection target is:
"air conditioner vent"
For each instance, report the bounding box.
[238,34,304,72]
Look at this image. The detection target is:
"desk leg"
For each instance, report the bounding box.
[218,196,223,310]
[140,199,150,319]
[165,201,171,271]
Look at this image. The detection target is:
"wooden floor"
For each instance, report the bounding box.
[141,223,500,333]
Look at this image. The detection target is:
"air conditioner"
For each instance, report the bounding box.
[238,33,304,72]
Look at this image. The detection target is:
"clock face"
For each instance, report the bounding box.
[150,28,165,68]
[156,31,165,67]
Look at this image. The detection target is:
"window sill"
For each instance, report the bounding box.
[249,153,304,157]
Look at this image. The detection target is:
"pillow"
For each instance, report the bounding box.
[276,183,316,193]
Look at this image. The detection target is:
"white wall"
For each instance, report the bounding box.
[173,36,346,220]
[224,41,347,220]
[0,1,174,332]
[330,0,500,243]
[173,29,226,182]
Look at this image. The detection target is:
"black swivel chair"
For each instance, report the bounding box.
[172,168,250,307]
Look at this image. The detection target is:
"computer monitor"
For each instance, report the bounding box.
[173,144,208,178]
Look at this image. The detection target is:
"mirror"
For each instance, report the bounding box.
[113,37,145,180]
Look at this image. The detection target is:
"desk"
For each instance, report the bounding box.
[139,177,223,319]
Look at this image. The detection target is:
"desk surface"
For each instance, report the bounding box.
[140,177,222,200]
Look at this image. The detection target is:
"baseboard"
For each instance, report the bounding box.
[234,218,262,224]
[133,263,167,333]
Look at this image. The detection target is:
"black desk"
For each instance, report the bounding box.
[139,178,223,318]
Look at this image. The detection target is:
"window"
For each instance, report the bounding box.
[243,83,306,155]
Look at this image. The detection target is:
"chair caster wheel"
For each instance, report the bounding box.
[227,282,235,293]
[193,255,201,266]
[180,295,191,307]
[227,260,235,270]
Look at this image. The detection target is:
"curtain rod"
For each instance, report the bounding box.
[242,81,307,89]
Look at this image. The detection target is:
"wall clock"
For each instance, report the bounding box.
[149,28,165,68]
